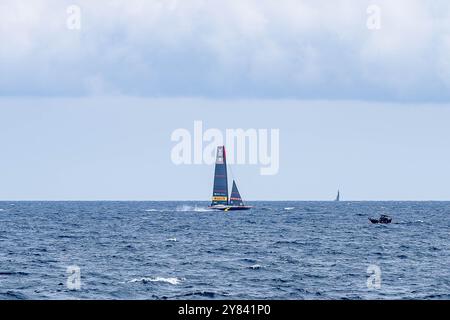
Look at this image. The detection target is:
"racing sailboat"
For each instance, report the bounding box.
[335,190,340,202]
[209,146,252,211]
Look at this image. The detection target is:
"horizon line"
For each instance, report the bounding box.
[1,199,450,202]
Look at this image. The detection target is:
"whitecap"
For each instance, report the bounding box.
[129,277,183,285]
[284,207,295,211]
[249,264,263,270]
[166,238,177,242]
[144,209,159,212]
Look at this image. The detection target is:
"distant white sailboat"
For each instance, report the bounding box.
[335,190,340,202]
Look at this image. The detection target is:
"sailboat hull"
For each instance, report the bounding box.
[208,205,252,211]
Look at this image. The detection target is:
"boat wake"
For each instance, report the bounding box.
[175,205,213,212]
[394,219,427,225]
[143,206,213,213]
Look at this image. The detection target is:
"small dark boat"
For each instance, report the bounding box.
[369,214,392,224]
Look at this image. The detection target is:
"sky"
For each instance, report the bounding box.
[1,1,450,200]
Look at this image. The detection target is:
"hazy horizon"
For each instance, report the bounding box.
[1,98,450,201]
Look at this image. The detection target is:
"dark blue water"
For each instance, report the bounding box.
[0,201,449,300]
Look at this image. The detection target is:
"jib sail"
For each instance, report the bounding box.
[229,180,245,206]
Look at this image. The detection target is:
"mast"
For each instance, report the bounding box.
[211,146,229,206]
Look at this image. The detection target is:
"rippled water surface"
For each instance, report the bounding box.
[0,201,449,299]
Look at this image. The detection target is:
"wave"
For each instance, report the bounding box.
[128,277,183,285]
[166,238,177,242]
[0,290,29,300]
[284,207,295,211]
[170,291,223,298]
[0,209,4,211]
[421,293,450,299]
[0,271,29,276]
[273,240,303,245]
[144,209,159,212]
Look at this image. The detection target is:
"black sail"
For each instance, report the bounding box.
[229,180,244,206]
[211,146,229,206]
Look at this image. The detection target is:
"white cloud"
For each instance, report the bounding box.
[1,0,450,100]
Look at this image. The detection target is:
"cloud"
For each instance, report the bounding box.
[1,0,450,101]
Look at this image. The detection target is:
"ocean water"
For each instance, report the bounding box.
[0,201,449,300]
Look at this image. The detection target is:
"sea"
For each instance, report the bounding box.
[0,201,448,300]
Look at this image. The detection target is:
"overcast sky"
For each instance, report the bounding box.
[2,0,450,100]
[1,1,450,200]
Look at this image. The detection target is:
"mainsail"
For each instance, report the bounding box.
[335,190,340,202]
[211,146,229,206]
[229,180,244,206]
